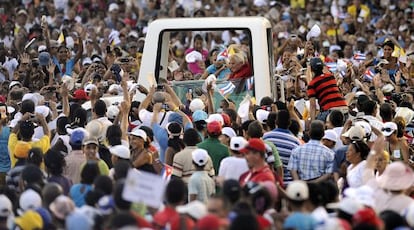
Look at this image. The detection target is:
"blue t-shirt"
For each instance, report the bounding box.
[53,57,76,77]
[69,184,93,207]
[206,64,231,80]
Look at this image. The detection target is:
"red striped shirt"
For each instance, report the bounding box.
[307,73,347,111]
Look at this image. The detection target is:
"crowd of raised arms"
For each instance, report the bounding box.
[0,0,414,229]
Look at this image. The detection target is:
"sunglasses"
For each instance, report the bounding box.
[381,128,395,133]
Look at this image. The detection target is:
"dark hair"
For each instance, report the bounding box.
[276,110,290,129]
[266,112,277,130]
[361,100,377,115]
[113,161,131,181]
[351,141,370,160]
[260,97,273,106]
[44,149,65,176]
[183,128,201,146]
[379,210,408,230]
[307,182,325,207]
[110,212,136,229]
[193,34,203,43]
[139,126,154,142]
[247,121,263,138]
[56,116,69,135]
[250,187,272,215]
[81,161,100,184]
[113,180,131,210]
[165,178,187,205]
[167,122,185,152]
[310,120,324,140]
[21,164,45,188]
[94,100,107,117]
[18,120,35,140]
[328,110,344,127]
[382,40,394,50]
[289,119,300,136]
[93,175,113,195]
[229,214,259,230]
[70,107,87,128]
[106,125,122,146]
[319,180,339,205]
[21,99,35,114]
[27,148,43,167]
[240,120,254,134]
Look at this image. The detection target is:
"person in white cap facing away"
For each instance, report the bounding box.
[322,129,338,150]
[218,127,236,147]
[218,136,249,181]
[188,149,215,203]
[382,121,409,163]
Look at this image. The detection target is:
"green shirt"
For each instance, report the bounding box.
[197,137,229,175]
[264,140,283,168]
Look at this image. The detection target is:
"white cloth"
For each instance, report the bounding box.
[333,127,344,149]
[346,160,369,188]
[218,156,249,181]
[362,115,384,142]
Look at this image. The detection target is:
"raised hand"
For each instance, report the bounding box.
[46,62,56,74]
[20,53,31,65]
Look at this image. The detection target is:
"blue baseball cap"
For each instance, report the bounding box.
[192,110,208,123]
[70,128,86,146]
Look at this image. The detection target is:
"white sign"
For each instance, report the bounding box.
[122,169,166,208]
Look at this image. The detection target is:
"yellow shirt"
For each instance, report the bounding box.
[8,133,50,167]
[347,4,370,18]
[81,159,110,176]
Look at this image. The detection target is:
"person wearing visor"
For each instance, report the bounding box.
[382,122,409,163]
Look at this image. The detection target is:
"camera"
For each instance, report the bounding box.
[156,85,165,91]
[162,104,169,110]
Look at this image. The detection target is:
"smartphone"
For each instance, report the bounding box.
[162,104,169,110]
[188,88,193,94]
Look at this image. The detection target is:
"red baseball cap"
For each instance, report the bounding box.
[207,121,222,135]
[221,113,231,127]
[73,89,89,100]
[240,138,266,154]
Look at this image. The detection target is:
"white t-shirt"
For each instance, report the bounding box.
[218,156,249,180]
[139,109,171,128]
[347,160,369,188]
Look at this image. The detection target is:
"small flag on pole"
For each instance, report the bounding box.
[246,77,254,90]
[364,67,375,81]
[353,53,366,61]
[325,62,337,73]
[218,81,236,97]
[57,31,65,44]
[162,164,173,181]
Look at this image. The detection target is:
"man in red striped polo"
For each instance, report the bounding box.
[307,57,348,122]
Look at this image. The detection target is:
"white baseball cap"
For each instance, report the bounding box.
[0,195,12,217]
[106,105,120,120]
[256,109,270,124]
[382,122,397,137]
[286,180,309,201]
[109,145,131,160]
[222,127,236,138]
[19,189,42,212]
[128,128,147,140]
[189,98,205,112]
[322,129,338,142]
[192,149,209,167]
[206,113,224,125]
[230,136,248,151]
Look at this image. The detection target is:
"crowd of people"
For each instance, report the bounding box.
[0,0,414,229]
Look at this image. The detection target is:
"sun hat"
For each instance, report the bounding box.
[14,210,43,230]
[323,129,338,142]
[285,180,309,201]
[49,195,75,220]
[222,127,236,138]
[19,189,42,212]
[230,136,248,151]
[109,145,130,160]
[176,200,207,220]
[377,161,414,191]
[85,120,104,141]
[381,122,398,137]
[240,138,266,154]
[341,125,364,141]
[192,149,209,167]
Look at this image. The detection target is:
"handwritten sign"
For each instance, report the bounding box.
[122,169,166,208]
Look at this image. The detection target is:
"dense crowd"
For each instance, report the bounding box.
[0,0,414,229]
